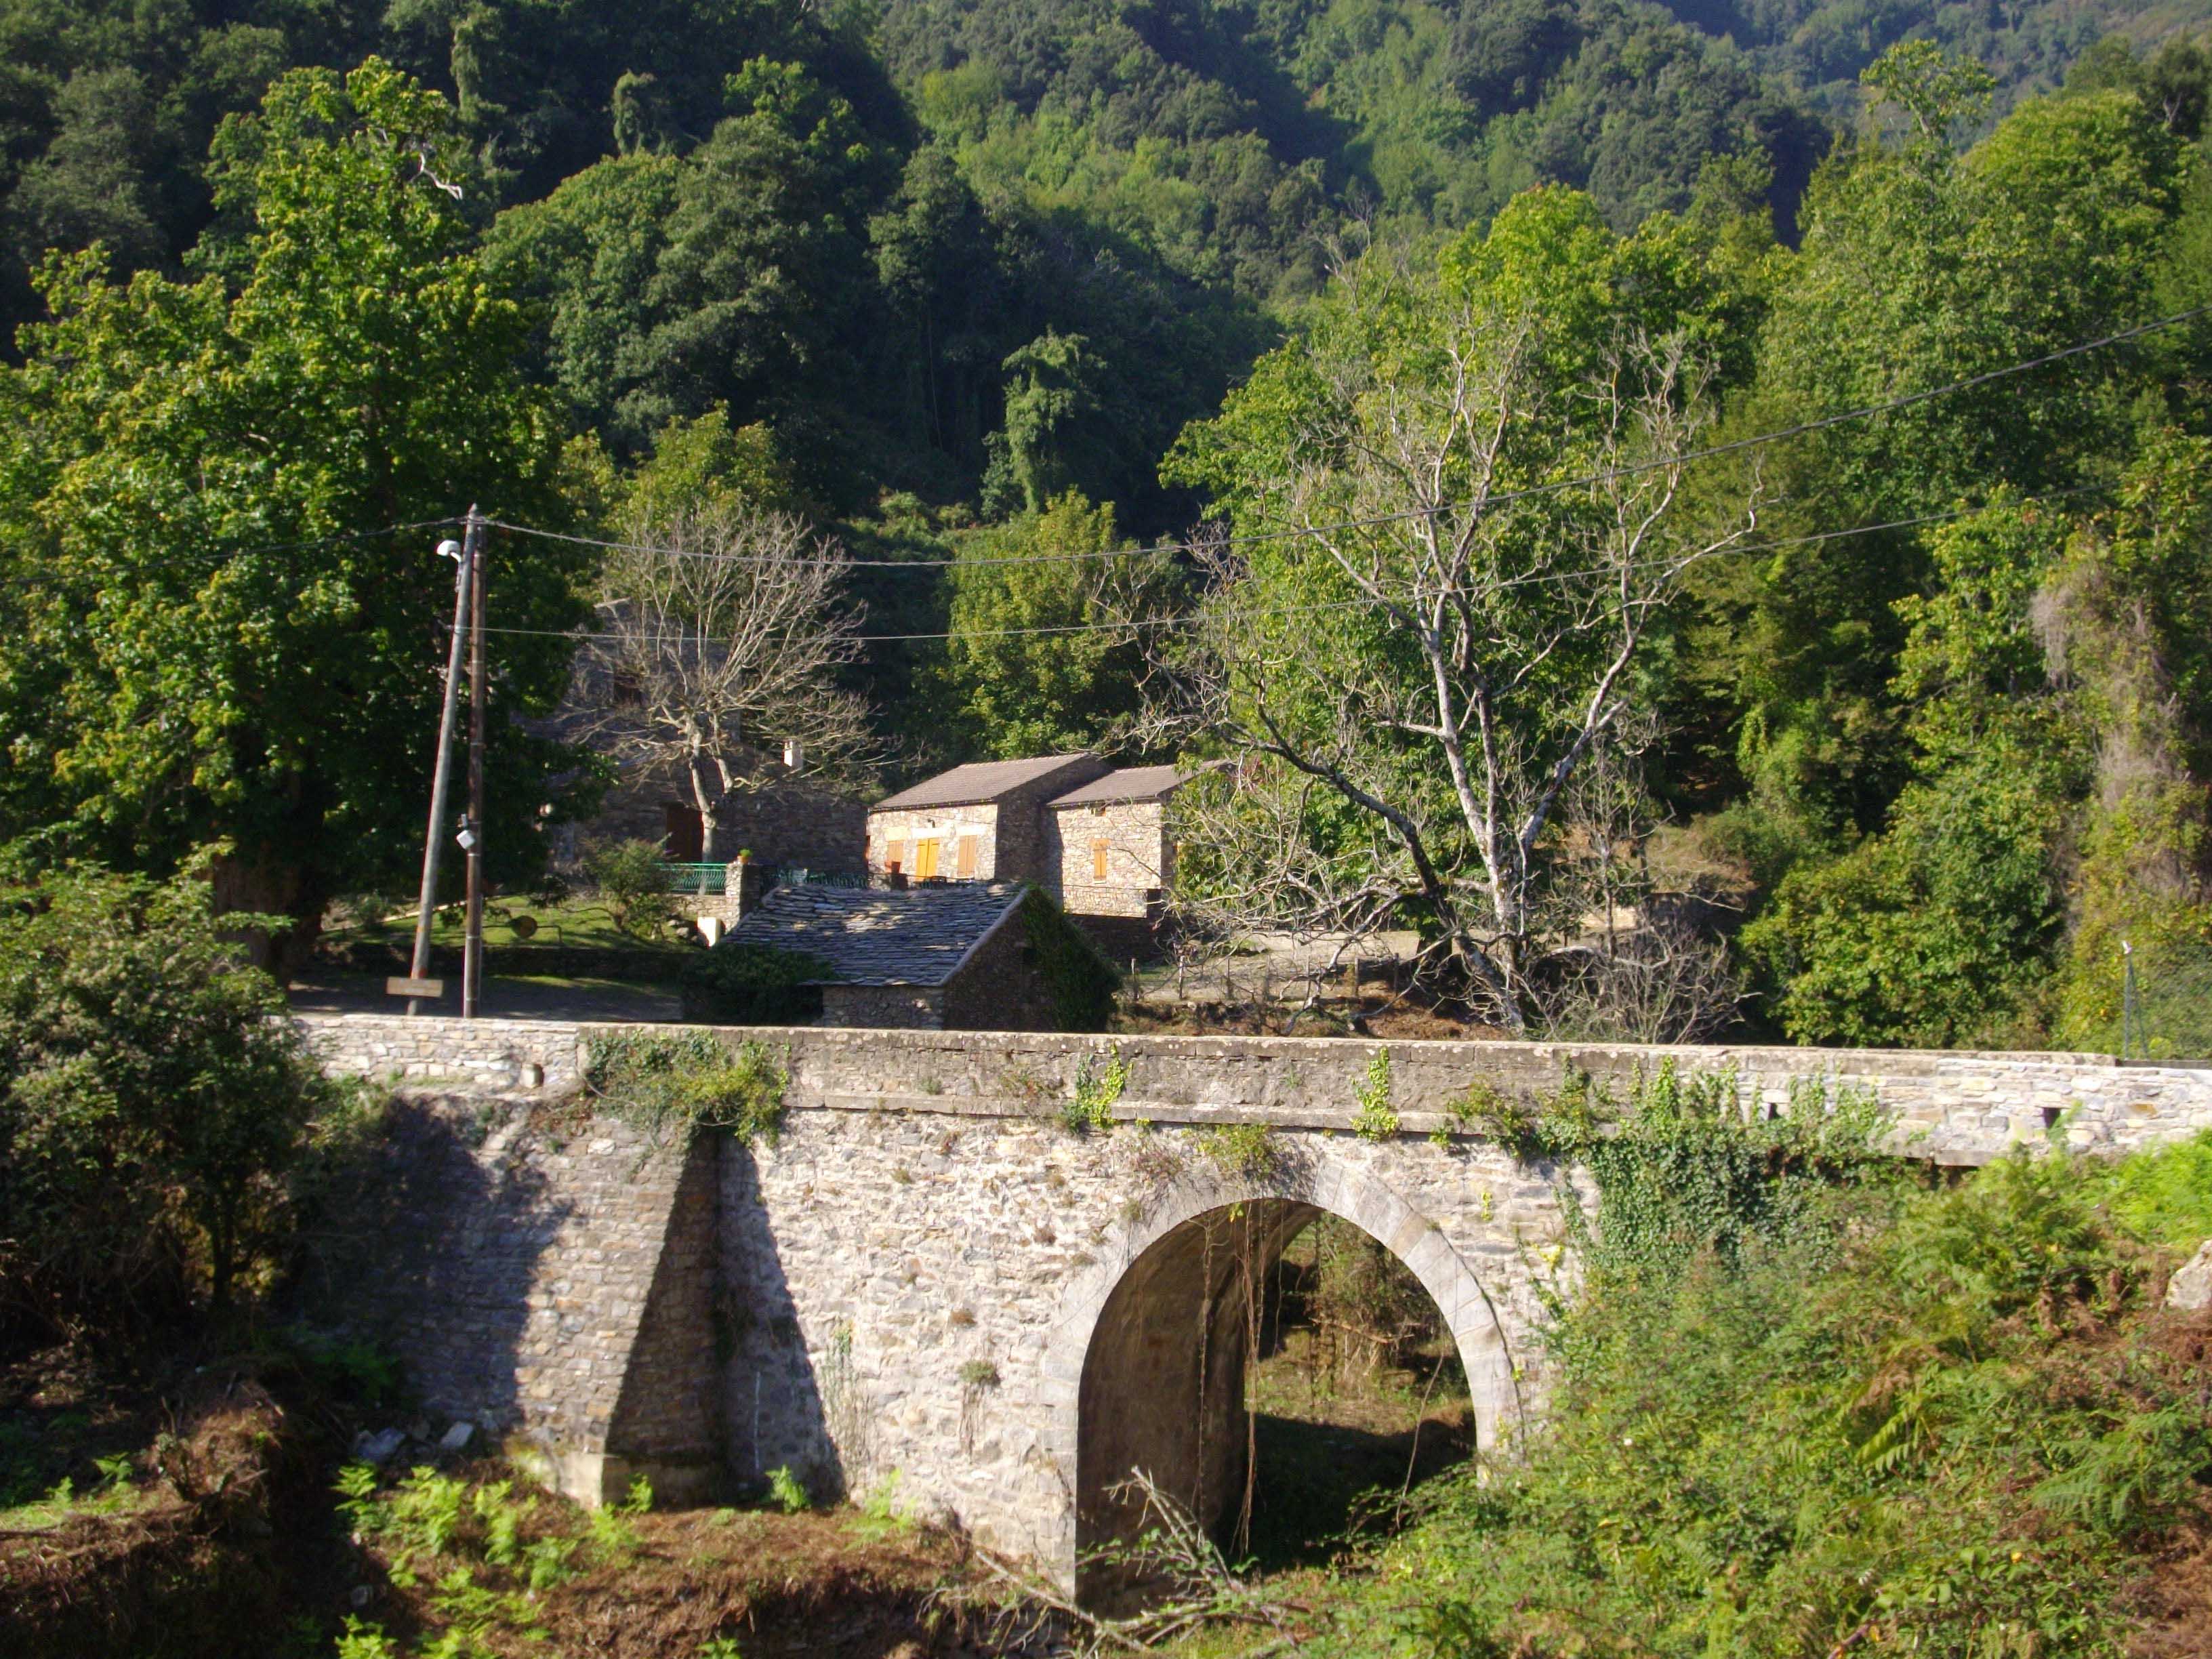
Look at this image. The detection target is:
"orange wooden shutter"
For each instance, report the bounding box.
[915,838,941,879]
[1092,839,1110,881]
[956,836,979,878]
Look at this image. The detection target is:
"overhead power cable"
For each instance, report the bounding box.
[478,300,2208,574]
[471,490,2100,649]
[1,516,463,590]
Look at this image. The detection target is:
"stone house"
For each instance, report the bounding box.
[866,754,1108,884]
[865,754,1185,958]
[533,655,868,878]
[721,881,1071,1030]
[1042,765,1182,918]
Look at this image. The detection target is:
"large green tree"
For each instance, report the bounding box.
[1690,48,2192,859]
[936,491,1172,758]
[1161,188,1763,1031]
[0,60,586,952]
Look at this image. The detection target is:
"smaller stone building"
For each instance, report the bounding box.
[722,881,1068,1030]
[1042,765,1182,919]
[866,754,1107,884]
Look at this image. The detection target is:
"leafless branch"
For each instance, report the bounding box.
[570,501,878,859]
[1145,293,1757,1033]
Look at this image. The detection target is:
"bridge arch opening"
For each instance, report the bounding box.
[1074,1194,1491,1598]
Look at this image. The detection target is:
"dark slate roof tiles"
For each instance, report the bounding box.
[871,754,1101,812]
[726,882,1027,986]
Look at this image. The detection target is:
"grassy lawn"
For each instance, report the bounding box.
[338,893,701,956]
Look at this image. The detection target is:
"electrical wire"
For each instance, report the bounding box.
[469,488,2104,648]
[477,300,2208,574]
[0,515,462,589]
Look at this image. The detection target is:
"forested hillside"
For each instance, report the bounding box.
[0,0,2209,1050]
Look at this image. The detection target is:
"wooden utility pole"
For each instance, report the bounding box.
[462,507,488,1019]
[395,523,475,1015]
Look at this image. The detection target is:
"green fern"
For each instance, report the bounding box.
[765,1465,809,1513]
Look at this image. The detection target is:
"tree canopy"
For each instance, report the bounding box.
[0,61,586,945]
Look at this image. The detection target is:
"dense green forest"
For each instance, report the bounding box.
[0,0,2209,1048]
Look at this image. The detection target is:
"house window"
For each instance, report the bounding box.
[914,838,941,880]
[885,839,907,873]
[1092,839,1111,882]
[956,834,979,879]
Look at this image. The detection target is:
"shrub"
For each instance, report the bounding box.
[583,1031,789,1147]
[1305,1215,1437,1376]
[765,1465,809,1513]
[679,940,838,1024]
[1344,1087,2212,1658]
[1198,1120,1279,1179]
[581,837,677,941]
[1351,1048,1397,1141]
[1060,1046,1126,1134]
[0,863,341,1341]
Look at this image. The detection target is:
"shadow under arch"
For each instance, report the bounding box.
[1042,1152,1521,1599]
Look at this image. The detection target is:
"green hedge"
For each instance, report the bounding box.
[679,941,839,1025]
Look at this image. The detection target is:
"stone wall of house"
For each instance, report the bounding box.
[821,983,948,1029]
[868,804,1000,882]
[937,899,1066,1031]
[1044,800,1170,918]
[991,764,1103,884]
[554,750,866,876]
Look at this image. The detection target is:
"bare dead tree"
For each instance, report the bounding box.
[574,502,878,861]
[1525,716,1745,1043]
[1149,291,1757,1033]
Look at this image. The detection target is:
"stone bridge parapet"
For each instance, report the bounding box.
[294,1014,2212,1586]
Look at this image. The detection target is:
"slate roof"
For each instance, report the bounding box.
[872,754,1101,812]
[1047,765,1186,808]
[726,882,1028,986]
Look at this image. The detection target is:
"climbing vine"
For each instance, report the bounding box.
[1061,1046,1128,1134]
[1018,889,1123,1030]
[1351,1048,1398,1141]
[582,1031,789,1149]
[1507,1063,1891,1290]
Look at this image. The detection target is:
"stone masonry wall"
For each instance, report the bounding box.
[869,803,999,882]
[553,747,866,876]
[300,1016,2212,1167]
[821,983,948,1029]
[937,897,1065,1031]
[302,1088,703,1507]
[296,1015,580,1091]
[1046,799,1170,918]
[993,763,1108,885]
[714,1101,1554,1571]
[298,1015,2212,1574]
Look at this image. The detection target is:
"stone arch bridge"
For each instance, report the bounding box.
[300,1014,2212,1588]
